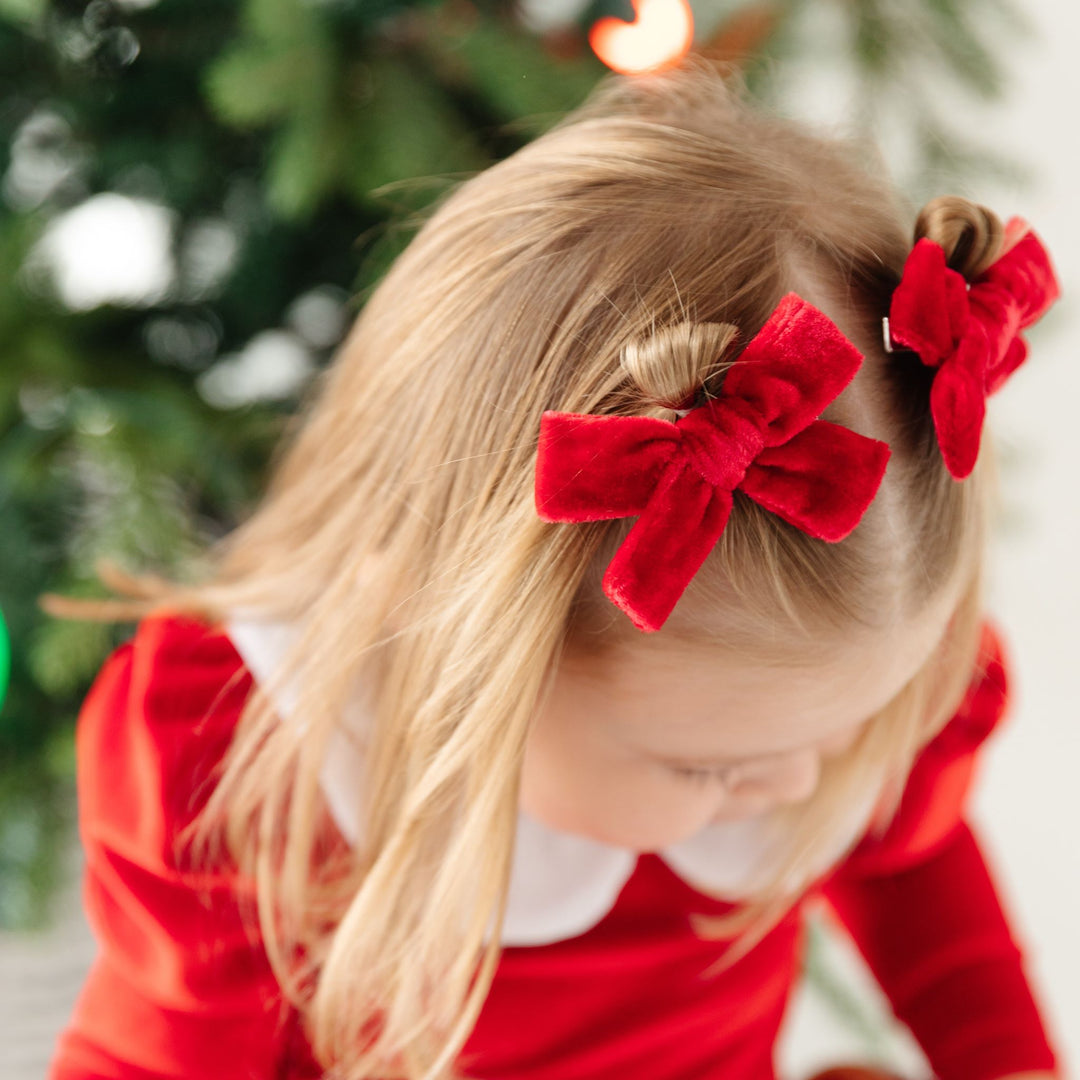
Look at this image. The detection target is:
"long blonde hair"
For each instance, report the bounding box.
[42,57,1008,1080]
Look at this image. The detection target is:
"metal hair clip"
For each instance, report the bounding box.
[881,315,916,354]
[881,316,897,353]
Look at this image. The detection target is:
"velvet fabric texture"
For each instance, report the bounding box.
[534,293,891,632]
[887,216,1061,479]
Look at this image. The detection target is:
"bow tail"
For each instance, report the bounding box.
[602,464,734,632]
[740,421,890,541]
[930,353,987,479]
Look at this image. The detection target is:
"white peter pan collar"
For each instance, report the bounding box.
[222,611,876,947]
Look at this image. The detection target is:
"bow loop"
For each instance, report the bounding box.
[721,293,868,445]
[534,293,891,632]
[888,239,970,368]
[887,216,1060,478]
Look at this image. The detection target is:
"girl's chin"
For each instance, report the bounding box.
[519,802,777,852]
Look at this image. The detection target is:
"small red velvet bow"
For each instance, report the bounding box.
[534,293,891,632]
[885,216,1060,479]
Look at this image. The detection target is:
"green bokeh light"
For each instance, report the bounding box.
[0,607,9,713]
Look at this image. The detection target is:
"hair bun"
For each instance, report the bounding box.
[619,320,739,414]
[914,194,1005,279]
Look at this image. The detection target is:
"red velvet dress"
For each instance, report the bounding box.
[48,612,1062,1080]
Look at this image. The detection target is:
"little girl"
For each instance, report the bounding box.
[45,58,1064,1080]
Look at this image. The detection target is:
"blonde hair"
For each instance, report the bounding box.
[42,57,1009,1080]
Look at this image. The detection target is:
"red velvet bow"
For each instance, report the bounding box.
[886,216,1060,479]
[534,293,891,632]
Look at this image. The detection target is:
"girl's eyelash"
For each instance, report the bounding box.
[669,765,726,784]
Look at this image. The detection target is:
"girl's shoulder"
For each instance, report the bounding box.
[74,609,254,873]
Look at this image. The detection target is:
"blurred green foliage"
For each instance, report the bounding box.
[0,0,603,931]
[0,0,1030,940]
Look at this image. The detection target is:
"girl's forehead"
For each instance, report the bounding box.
[557,590,958,760]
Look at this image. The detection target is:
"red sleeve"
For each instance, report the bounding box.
[819,619,1063,1080]
[47,612,313,1080]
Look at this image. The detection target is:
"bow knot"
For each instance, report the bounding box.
[677,397,766,490]
[887,216,1060,478]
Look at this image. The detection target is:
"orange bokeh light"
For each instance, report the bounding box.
[589,0,695,75]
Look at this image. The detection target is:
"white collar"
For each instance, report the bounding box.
[222,611,875,946]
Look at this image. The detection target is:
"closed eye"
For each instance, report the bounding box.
[668,763,732,784]
[662,719,868,783]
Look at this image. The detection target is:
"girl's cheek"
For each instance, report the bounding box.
[819,723,865,758]
[774,753,822,804]
[586,772,706,847]
[727,751,821,808]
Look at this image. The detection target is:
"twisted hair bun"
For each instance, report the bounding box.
[619,320,739,414]
[914,194,1005,279]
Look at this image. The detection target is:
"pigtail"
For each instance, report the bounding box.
[618,319,740,415]
[913,194,1005,279]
